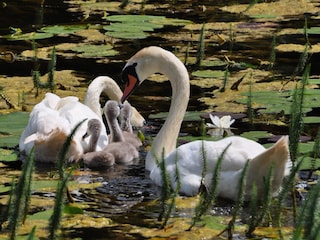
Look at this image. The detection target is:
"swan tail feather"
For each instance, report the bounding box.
[245,136,289,198]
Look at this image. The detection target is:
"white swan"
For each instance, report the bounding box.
[120,46,290,200]
[84,76,145,127]
[19,93,108,163]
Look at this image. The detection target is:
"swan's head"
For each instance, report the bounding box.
[120,46,169,103]
[82,119,102,140]
[105,100,121,121]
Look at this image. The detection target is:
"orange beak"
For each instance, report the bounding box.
[121,74,139,103]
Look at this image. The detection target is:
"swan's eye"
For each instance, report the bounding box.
[121,63,138,84]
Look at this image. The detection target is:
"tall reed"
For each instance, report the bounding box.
[195,23,205,66]
[8,149,34,240]
[48,119,85,240]
[218,160,249,239]
[189,144,231,230]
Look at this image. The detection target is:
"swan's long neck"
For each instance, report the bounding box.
[106,112,125,143]
[146,52,190,171]
[84,77,123,118]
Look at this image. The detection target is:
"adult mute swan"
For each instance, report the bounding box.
[84,76,145,127]
[120,46,290,200]
[19,93,108,163]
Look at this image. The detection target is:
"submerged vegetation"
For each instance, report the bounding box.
[0,0,320,239]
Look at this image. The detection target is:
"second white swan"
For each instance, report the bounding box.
[120,46,290,200]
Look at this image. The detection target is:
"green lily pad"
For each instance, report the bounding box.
[71,44,119,58]
[0,112,29,148]
[6,32,54,41]
[103,14,192,40]
[303,116,320,124]
[240,131,271,141]
[0,148,18,162]
[40,24,88,35]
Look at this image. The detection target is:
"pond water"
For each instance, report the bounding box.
[0,0,320,239]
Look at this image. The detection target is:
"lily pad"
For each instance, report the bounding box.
[103,14,192,40]
[240,131,271,141]
[71,44,119,58]
[40,24,88,36]
[0,112,29,148]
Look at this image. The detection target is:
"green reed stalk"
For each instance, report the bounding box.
[184,42,190,65]
[27,226,36,240]
[195,23,205,66]
[8,149,34,240]
[32,42,56,95]
[268,35,277,70]
[293,44,309,78]
[218,160,249,239]
[289,64,309,163]
[189,144,231,230]
[47,46,56,91]
[273,160,302,239]
[49,120,85,240]
[246,165,274,237]
[242,0,260,14]
[293,179,320,240]
[161,151,181,228]
[303,16,310,47]
[157,148,171,222]
[247,78,254,124]
[220,67,229,92]
[308,128,320,178]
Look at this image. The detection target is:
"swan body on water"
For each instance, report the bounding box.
[19,93,108,163]
[120,46,290,200]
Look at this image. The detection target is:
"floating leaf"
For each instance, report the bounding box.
[0,148,18,162]
[40,25,87,35]
[303,116,320,124]
[0,112,29,147]
[63,205,84,215]
[71,44,119,57]
[240,131,271,141]
[6,32,54,41]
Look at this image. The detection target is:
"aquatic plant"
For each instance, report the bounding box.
[31,41,56,96]
[247,77,254,124]
[218,160,249,238]
[268,35,277,70]
[246,165,274,237]
[160,150,181,228]
[195,23,205,66]
[220,67,229,92]
[7,149,34,240]
[0,92,15,109]
[242,0,260,14]
[293,179,320,239]
[49,120,85,240]
[189,144,230,230]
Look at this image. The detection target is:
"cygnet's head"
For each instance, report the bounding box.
[105,100,120,121]
[82,118,102,140]
[120,101,132,121]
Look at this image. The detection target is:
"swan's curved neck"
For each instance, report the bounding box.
[146,53,190,171]
[107,116,125,143]
[84,77,123,117]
